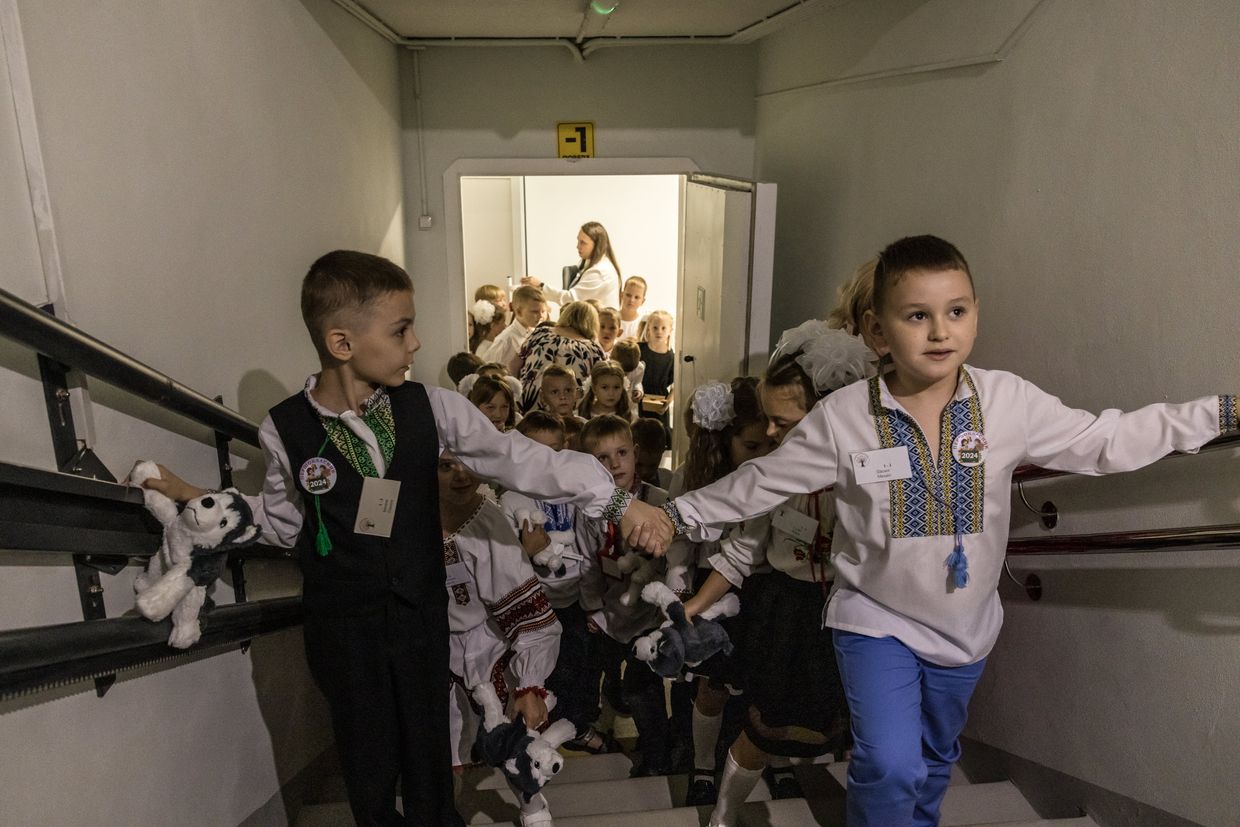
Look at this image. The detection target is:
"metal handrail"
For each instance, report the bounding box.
[0,286,259,446]
[1011,430,1240,485]
[1007,523,1240,556]
[0,597,303,699]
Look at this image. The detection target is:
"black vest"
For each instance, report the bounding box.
[270,382,444,618]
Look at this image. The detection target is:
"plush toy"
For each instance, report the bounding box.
[513,508,567,576]
[129,460,261,649]
[632,581,740,679]
[471,682,576,803]
[616,551,659,608]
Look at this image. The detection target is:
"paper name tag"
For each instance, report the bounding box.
[772,503,819,545]
[355,477,401,537]
[601,555,623,580]
[851,447,913,485]
[444,561,470,587]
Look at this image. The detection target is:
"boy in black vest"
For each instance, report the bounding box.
[143,251,671,826]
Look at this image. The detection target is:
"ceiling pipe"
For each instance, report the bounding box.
[330,0,826,62]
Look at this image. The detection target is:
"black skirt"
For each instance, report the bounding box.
[735,570,849,757]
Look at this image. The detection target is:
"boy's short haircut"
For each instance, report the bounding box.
[610,340,640,373]
[301,250,413,359]
[540,364,577,386]
[512,284,545,306]
[580,413,633,454]
[630,417,666,452]
[872,235,973,313]
[624,275,647,293]
[597,306,620,327]
[516,410,565,438]
[447,351,484,385]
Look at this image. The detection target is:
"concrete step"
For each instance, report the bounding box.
[459,771,772,823]
[462,752,634,791]
[940,781,1041,825]
[824,760,969,789]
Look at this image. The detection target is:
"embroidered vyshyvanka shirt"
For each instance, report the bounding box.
[443,499,560,692]
[675,367,1237,666]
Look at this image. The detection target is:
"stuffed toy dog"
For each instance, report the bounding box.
[632,581,740,679]
[129,460,260,648]
[513,508,567,576]
[471,682,575,803]
[616,551,659,608]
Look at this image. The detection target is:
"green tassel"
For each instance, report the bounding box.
[314,496,332,557]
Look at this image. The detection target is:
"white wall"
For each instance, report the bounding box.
[461,175,523,304]
[523,174,681,318]
[0,1,404,823]
[399,44,757,383]
[755,1,1240,824]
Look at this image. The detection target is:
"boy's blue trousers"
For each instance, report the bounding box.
[833,630,987,827]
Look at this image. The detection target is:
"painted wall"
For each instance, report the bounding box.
[523,174,682,318]
[0,0,403,823]
[754,1,1240,824]
[399,44,757,383]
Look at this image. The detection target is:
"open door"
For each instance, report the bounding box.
[674,174,776,461]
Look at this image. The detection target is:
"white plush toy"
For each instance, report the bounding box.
[513,508,567,575]
[471,682,576,803]
[616,551,659,607]
[129,460,260,648]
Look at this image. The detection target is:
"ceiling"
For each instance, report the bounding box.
[340,0,826,43]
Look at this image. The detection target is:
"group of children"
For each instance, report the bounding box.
[138,237,1236,827]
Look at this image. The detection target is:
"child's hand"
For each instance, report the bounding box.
[512,691,549,731]
[621,498,673,556]
[127,463,206,503]
[520,522,551,556]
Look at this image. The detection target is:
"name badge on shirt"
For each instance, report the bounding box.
[771,503,818,546]
[444,561,470,587]
[355,477,401,538]
[851,447,913,485]
[601,555,624,580]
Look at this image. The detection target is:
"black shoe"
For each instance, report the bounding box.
[685,770,718,806]
[764,765,804,800]
[563,728,622,755]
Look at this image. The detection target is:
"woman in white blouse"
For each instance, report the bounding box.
[523,221,621,310]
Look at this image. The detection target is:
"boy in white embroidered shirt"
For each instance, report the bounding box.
[138,250,660,827]
[641,235,1239,827]
[439,451,560,827]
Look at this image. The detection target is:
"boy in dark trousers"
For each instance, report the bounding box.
[143,251,659,826]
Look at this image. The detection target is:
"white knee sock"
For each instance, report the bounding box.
[693,707,723,772]
[517,791,553,826]
[707,750,763,827]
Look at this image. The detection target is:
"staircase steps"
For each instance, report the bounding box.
[297,746,1096,827]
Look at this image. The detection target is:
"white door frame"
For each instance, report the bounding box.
[443,157,700,350]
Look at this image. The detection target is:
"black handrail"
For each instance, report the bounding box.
[0,597,303,699]
[0,286,259,446]
[1007,524,1240,556]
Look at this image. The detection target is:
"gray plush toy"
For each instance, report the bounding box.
[632,581,740,679]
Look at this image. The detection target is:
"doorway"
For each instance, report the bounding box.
[446,159,775,464]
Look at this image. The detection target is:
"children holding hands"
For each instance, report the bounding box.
[139,250,664,827]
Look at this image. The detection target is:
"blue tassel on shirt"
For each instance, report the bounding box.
[945,533,969,588]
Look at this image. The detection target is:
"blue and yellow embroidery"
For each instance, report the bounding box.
[868,372,985,538]
[1220,395,1238,434]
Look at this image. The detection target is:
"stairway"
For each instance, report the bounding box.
[296,746,1098,826]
